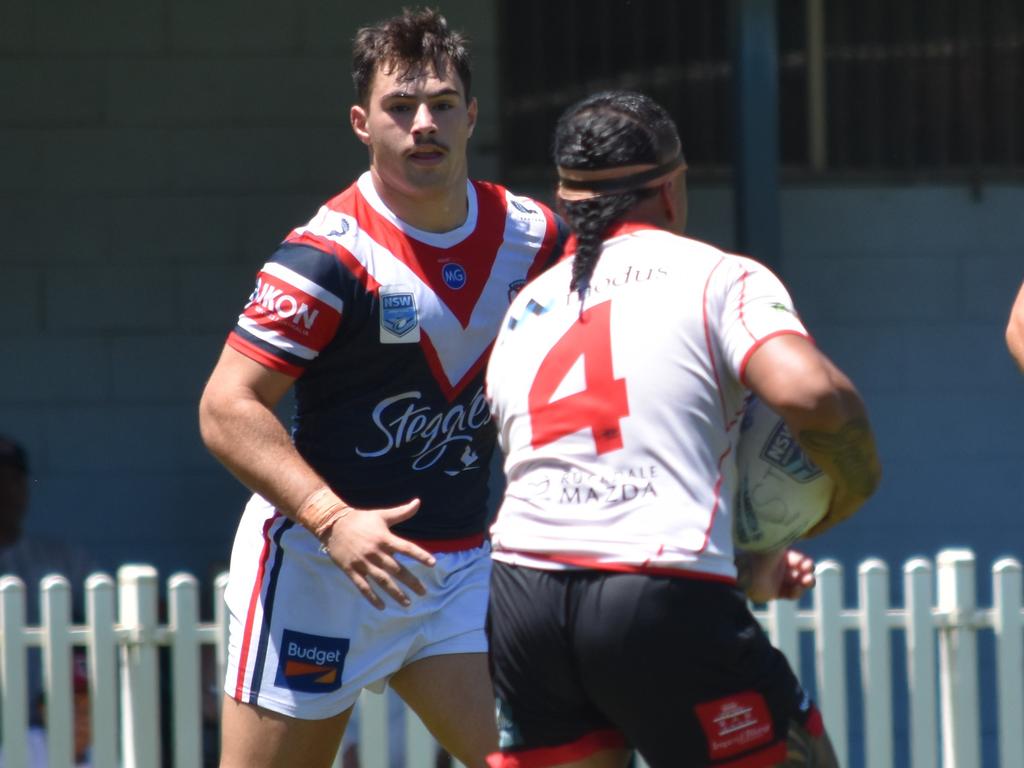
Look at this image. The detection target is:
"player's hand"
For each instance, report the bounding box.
[775,548,816,600]
[320,499,436,610]
[736,547,816,603]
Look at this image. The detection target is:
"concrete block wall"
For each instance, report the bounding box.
[685,184,1024,595]
[2,0,1021,606]
[0,0,500,585]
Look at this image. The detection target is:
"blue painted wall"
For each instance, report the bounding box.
[1,2,1021,762]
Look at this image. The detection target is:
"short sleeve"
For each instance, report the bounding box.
[715,256,810,385]
[227,242,346,377]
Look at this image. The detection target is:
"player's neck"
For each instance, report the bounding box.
[369,170,470,233]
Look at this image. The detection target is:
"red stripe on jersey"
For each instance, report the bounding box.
[699,444,734,554]
[233,513,281,701]
[420,328,495,403]
[241,271,342,352]
[736,269,754,340]
[515,552,737,585]
[227,332,304,378]
[702,256,731,427]
[345,181,507,327]
[737,329,811,388]
[486,729,626,768]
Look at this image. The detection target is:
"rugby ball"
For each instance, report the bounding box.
[733,397,833,552]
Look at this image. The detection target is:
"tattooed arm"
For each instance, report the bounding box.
[744,334,882,536]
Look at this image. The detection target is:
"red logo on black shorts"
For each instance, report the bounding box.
[694,692,775,761]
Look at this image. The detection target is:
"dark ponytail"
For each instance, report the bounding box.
[553,91,681,299]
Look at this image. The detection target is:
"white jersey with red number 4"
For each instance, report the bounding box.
[485,222,810,582]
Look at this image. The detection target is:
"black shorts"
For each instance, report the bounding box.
[486,562,821,768]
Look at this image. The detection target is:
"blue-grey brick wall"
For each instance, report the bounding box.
[1,0,1021,621]
[0,0,498,584]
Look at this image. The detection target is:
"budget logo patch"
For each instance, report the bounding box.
[275,629,349,693]
[379,287,420,343]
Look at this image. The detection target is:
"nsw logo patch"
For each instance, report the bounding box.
[275,629,349,693]
[379,286,420,343]
[759,421,823,483]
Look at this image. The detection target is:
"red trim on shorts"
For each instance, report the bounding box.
[408,532,486,553]
[737,330,810,387]
[486,729,626,768]
[803,705,824,737]
[713,741,787,768]
[509,551,737,586]
[233,513,280,701]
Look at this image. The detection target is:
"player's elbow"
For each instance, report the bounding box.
[198,382,234,458]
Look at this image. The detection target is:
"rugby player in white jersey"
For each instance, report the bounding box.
[198,9,562,767]
[484,91,882,767]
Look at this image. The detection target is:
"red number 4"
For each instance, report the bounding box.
[527,301,629,454]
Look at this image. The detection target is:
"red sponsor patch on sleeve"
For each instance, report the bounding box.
[241,270,342,354]
[694,692,776,762]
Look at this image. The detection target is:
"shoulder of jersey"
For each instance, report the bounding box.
[287,187,365,252]
[479,180,553,219]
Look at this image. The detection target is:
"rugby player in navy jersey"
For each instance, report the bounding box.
[198,9,562,767]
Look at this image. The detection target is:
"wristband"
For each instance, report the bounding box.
[295,487,351,540]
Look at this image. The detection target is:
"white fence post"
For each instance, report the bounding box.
[937,548,981,768]
[86,572,119,768]
[903,558,937,768]
[169,573,203,768]
[214,571,229,717]
[0,576,29,768]
[359,690,391,768]
[993,557,1023,768]
[858,559,892,768]
[814,560,848,765]
[766,597,800,671]
[118,564,162,768]
[41,575,75,768]
[6,550,1024,768]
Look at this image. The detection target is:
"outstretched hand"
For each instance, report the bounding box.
[319,499,436,610]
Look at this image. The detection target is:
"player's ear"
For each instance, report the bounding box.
[350,104,371,146]
[466,97,478,138]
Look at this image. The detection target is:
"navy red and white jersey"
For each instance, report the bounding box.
[227,172,561,540]
[485,221,810,581]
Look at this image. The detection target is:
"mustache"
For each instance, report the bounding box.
[410,139,449,153]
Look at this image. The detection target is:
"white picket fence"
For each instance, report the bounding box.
[0,548,1021,768]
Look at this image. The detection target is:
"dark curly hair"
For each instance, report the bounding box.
[553,91,681,298]
[352,7,472,105]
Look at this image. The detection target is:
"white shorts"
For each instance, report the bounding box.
[223,494,491,719]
